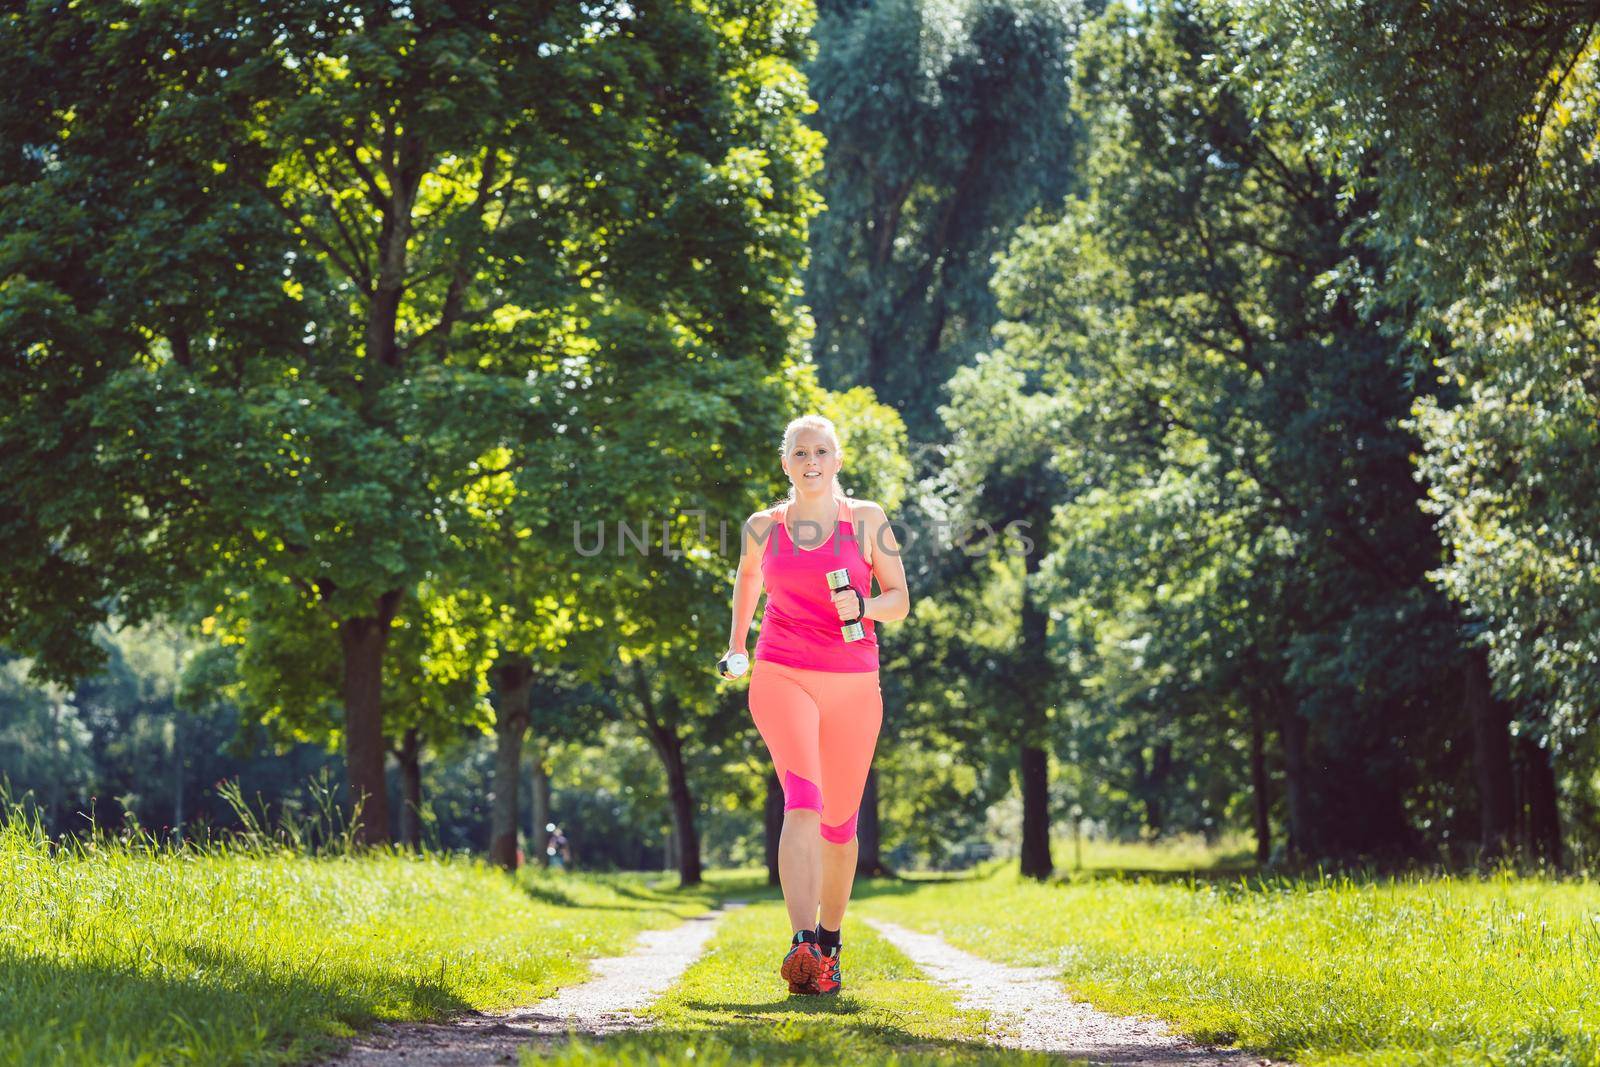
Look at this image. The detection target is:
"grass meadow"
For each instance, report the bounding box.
[6,801,1599,1066]
[0,800,724,1065]
[852,862,1600,1066]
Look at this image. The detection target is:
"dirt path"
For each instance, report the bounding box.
[325,903,742,1067]
[865,918,1293,1067]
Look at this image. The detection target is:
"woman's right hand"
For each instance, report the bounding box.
[718,646,750,680]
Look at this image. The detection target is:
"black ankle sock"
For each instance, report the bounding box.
[817,925,841,953]
[792,929,818,945]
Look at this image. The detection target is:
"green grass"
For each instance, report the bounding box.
[13,799,1600,1067]
[1052,830,1258,873]
[526,899,1068,1066]
[853,861,1600,1066]
[0,811,727,1066]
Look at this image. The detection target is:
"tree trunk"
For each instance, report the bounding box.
[1277,704,1312,861]
[1019,744,1053,879]
[856,768,888,877]
[340,590,401,846]
[530,747,551,868]
[1516,735,1563,867]
[652,725,702,886]
[626,667,701,886]
[764,771,784,886]
[1016,517,1055,881]
[396,726,423,852]
[171,705,184,843]
[1249,704,1271,865]
[1144,740,1172,837]
[491,657,534,871]
[1465,649,1515,862]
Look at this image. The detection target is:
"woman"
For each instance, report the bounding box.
[722,414,910,996]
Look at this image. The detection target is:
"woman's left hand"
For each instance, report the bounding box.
[831,587,864,622]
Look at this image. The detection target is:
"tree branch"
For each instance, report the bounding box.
[251,177,370,291]
[342,139,392,213]
[300,146,375,288]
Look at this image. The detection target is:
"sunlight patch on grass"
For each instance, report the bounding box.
[853,863,1600,1066]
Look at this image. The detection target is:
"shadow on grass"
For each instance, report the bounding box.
[679,996,865,1016]
[1053,864,1264,885]
[535,976,1274,1067]
[520,880,664,913]
[613,877,778,907]
[537,1020,1068,1066]
[848,872,982,900]
[0,938,468,1066]
[515,872,718,914]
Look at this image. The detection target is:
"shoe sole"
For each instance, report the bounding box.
[781,948,822,994]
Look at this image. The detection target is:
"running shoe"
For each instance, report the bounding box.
[781,933,823,994]
[815,945,842,995]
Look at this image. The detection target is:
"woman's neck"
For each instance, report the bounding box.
[787,488,840,523]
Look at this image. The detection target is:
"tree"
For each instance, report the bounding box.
[994,0,1472,860]
[384,590,494,853]
[2,0,823,844]
[1225,0,1600,863]
[804,0,1081,440]
[931,351,1071,877]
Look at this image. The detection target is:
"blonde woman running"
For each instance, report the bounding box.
[722,414,910,996]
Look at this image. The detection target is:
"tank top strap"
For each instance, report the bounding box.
[839,497,872,569]
[767,503,790,549]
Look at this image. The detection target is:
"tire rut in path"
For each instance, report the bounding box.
[865,918,1294,1067]
[325,901,744,1067]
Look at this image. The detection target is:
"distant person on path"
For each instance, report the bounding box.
[722,414,910,996]
[545,823,571,869]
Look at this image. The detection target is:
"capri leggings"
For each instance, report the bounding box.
[748,660,883,843]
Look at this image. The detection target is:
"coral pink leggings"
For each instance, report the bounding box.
[748,660,883,843]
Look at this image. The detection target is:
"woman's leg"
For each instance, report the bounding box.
[749,662,826,933]
[778,809,822,933]
[818,834,858,930]
[815,670,884,930]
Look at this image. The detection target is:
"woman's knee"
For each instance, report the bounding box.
[783,807,822,830]
[820,810,859,844]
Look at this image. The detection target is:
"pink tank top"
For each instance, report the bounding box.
[754,497,879,673]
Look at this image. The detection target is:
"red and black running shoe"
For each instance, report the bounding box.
[781,933,823,994]
[815,946,842,995]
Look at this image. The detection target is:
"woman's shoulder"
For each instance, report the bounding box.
[743,505,784,537]
[846,497,887,523]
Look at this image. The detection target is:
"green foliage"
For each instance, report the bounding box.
[990,0,1473,858]
[1,1,826,845]
[819,385,913,511]
[804,0,1082,438]
[1220,1,1600,757]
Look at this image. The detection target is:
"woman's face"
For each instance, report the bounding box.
[782,428,842,496]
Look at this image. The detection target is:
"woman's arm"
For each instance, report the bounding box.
[726,510,772,653]
[860,502,910,623]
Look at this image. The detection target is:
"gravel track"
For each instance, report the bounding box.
[323,903,741,1066]
[865,918,1294,1067]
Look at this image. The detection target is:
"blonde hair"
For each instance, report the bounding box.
[781,414,847,503]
